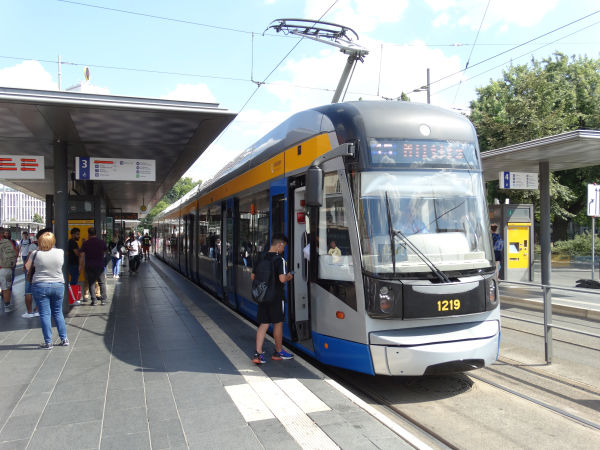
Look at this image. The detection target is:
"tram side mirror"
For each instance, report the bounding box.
[306,165,323,207]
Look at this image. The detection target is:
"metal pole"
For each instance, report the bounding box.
[332,54,357,103]
[593,217,596,281]
[539,161,552,363]
[54,139,69,311]
[426,68,431,104]
[542,285,552,362]
[58,54,62,91]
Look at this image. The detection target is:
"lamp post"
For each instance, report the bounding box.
[413,68,431,104]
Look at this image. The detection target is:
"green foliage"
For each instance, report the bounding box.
[139,177,200,229]
[32,213,44,224]
[470,53,600,235]
[552,232,599,257]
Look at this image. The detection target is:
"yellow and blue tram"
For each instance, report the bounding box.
[153,101,500,375]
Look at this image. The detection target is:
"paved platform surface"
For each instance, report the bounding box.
[0,259,418,450]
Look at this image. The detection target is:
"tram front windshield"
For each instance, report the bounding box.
[358,170,493,276]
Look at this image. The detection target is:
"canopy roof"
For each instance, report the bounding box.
[0,87,236,214]
[481,129,600,181]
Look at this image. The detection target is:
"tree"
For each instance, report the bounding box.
[32,213,44,224]
[469,53,600,239]
[139,177,200,229]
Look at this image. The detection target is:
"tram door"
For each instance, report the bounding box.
[222,199,236,308]
[292,187,311,343]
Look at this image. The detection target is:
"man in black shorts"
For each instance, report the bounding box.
[251,233,294,364]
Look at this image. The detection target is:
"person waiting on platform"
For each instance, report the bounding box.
[0,227,17,313]
[67,228,81,286]
[19,231,32,266]
[126,232,141,274]
[26,231,69,348]
[79,227,107,306]
[109,232,125,279]
[141,232,151,261]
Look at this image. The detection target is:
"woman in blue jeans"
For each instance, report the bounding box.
[25,231,69,349]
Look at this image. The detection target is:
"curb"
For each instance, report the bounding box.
[501,295,600,322]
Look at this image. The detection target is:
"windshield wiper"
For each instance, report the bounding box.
[384,192,451,283]
[384,192,396,274]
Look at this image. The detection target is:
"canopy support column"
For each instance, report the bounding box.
[539,160,552,363]
[54,139,69,311]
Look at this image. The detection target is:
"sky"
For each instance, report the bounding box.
[1,0,599,186]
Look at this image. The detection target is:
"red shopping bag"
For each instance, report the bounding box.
[68,285,82,305]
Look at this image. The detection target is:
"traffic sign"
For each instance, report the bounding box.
[588,184,600,217]
[75,157,155,181]
[499,171,539,190]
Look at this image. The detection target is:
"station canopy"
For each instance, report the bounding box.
[0,87,237,215]
[481,129,600,181]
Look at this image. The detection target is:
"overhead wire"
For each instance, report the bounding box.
[432,18,600,98]
[452,0,491,106]
[400,8,600,98]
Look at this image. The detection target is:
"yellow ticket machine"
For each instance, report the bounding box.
[490,204,534,281]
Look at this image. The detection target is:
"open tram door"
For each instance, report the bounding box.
[290,185,312,346]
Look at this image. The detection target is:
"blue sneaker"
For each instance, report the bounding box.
[252,352,266,364]
[272,350,294,360]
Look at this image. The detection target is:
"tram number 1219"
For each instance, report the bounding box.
[437,299,461,312]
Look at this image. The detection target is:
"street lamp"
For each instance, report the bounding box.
[412,68,431,104]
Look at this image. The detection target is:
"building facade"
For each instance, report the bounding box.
[0,184,45,230]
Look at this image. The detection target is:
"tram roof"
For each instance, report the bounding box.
[481,129,600,181]
[0,86,236,214]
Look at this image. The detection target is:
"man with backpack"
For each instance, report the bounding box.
[0,227,17,312]
[251,233,294,364]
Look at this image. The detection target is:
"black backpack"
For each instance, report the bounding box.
[252,253,278,303]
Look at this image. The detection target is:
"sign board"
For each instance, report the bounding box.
[75,157,155,181]
[588,184,600,217]
[0,155,44,179]
[499,171,539,190]
[114,212,139,220]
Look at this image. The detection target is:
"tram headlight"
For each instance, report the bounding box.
[486,278,499,309]
[364,275,402,318]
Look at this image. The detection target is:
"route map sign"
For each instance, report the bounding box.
[75,157,155,181]
[588,184,600,217]
[499,171,538,190]
[0,155,44,179]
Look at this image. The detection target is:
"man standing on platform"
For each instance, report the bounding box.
[250,233,294,364]
[0,227,17,313]
[79,227,107,306]
[68,228,81,286]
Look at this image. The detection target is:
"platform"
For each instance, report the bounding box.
[0,259,420,450]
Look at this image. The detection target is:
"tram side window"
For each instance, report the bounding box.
[208,205,221,260]
[238,196,253,267]
[198,209,208,256]
[254,191,270,260]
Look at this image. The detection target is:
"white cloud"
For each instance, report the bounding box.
[433,12,450,28]
[426,0,559,30]
[304,0,409,33]
[0,60,57,90]
[161,83,217,103]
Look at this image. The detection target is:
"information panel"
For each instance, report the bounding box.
[0,155,44,179]
[75,157,155,181]
[499,171,538,190]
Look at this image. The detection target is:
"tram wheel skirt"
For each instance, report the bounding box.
[370,335,499,376]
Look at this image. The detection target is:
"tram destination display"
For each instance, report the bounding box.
[369,139,477,168]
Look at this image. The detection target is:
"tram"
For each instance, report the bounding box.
[153,101,500,376]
